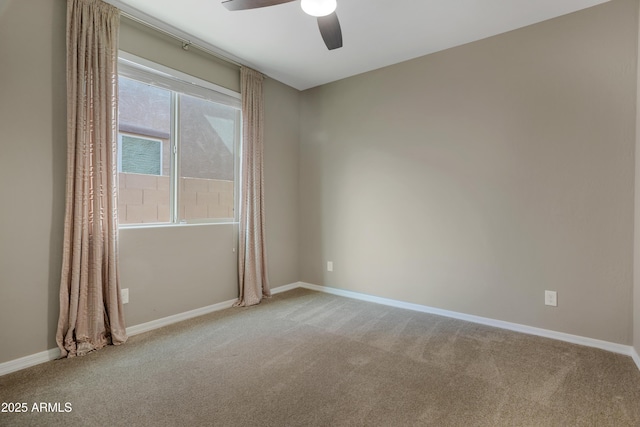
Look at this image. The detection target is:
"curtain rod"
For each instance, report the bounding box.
[119,11,244,69]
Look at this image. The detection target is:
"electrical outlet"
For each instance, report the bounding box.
[121,288,129,304]
[544,290,557,307]
[327,261,333,272]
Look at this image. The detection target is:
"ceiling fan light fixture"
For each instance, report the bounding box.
[300,0,336,17]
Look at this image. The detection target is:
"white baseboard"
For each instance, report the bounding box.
[0,283,300,377]
[0,348,60,377]
[2,282,638,376]
[125,298,237,336]
[126,282,298,336]
[270,282,301,294]
[299,282,638,361]
[632,347,640,371]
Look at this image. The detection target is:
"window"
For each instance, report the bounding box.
[117,53,241,225]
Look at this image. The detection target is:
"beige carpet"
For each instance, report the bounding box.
[1,288,639,426]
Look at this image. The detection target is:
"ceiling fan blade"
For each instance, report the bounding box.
[317,12,342,50]
[222,0,295,11]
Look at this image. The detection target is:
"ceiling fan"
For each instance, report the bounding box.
[221,0,343,50]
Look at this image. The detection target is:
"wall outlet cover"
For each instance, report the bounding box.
[545,290,557,307]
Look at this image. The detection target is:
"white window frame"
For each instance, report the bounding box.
[118,52,242,227]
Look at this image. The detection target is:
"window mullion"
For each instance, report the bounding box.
[170,92,180,223]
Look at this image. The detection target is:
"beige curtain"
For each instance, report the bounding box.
[235,67,271,307]
[57,0,127,358]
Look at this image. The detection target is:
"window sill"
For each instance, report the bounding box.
[118,221,239,230]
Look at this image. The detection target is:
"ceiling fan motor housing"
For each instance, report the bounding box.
[300,0,337,17]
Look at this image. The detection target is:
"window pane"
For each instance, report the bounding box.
[178,93,238,221]
[118,77,172,224]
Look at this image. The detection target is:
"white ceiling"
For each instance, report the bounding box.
[106,0,610,90]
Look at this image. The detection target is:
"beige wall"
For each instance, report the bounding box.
[119,224,238,326]
[0,0,300,363]
[300,0,638,344]
[635,0,640,358]
[119,16,240,93]
[264,77,301,287]
[0,0,67,363]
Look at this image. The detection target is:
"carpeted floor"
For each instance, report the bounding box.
[1,288,639,426]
